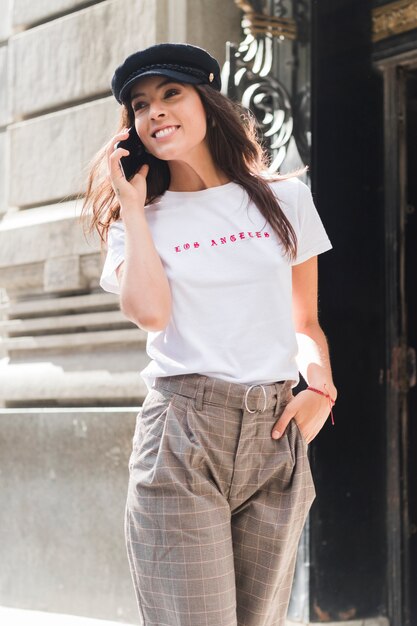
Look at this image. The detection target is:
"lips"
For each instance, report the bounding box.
[151,125,180,139]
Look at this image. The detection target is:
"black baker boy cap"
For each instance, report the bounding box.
[111,42,222,105]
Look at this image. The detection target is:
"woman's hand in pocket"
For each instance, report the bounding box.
[271,390,332,444]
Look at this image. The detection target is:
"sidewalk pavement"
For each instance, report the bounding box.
[0,608,389,626]
[0,607,134,626]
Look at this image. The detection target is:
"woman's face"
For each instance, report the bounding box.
[129,75,208,161]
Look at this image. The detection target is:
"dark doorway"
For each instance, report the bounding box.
[405,66,417,626]
[310,0,386,621]
[379,58,417,626]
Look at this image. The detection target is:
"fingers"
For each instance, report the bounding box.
[106,129,130,185]
[271,403,295,440]
[110,147,130,180]
[106,129,129,159]
[131,162,150,180]
[106,129,149,188]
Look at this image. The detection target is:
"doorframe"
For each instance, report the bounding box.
[373,49,417,626]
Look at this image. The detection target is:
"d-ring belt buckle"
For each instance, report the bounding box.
[244,384,268,414]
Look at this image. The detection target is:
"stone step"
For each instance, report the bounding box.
[0,310,133,335]
[6,292,119,318]
[0,368,146,404]
[2,328,145,352]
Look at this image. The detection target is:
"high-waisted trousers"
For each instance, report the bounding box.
[125,373,316,626]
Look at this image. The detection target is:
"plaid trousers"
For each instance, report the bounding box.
[125,373,316,626]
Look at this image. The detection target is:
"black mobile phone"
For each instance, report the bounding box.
[115,126,149,180]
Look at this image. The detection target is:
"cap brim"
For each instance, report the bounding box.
[119,69,203,104]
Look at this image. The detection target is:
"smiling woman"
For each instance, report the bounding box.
[128,76,215,185]
[80,41,336,626]
[82,44,303,257]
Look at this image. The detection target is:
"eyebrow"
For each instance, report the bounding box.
[130,79,181,102]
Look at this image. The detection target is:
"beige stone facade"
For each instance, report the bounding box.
[0,0,241,408]
[0,1,241,620]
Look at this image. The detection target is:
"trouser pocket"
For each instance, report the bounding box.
[129,387,175,471]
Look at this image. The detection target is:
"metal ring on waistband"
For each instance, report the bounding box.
[244,384,268,413]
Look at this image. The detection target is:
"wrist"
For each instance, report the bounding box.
[306,384,337,425]
[120,205,146,218]
[328,383,338,402]
[307,380,337,401]
[121,209,147,229]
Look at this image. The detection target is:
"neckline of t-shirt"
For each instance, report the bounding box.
[161,180,238,200]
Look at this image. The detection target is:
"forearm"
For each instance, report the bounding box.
[295,323,338,401]
[120,210,172,329]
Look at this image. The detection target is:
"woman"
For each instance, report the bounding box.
[83,42,337,626]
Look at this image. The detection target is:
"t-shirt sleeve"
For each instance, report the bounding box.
[292,180,333,266]
[99,220,125,294]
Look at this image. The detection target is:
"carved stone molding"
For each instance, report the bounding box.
[235,0,297,40]
[372,0,417,42]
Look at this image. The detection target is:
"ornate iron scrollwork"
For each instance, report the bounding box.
[222,0,310,172]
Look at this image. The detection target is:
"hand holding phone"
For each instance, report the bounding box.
[114,126,149,181]
[107,128,150,213]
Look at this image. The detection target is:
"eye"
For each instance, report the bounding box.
[133,89,180,111]
[132,89,181,112]
[165,88,179,98]
[132,101,145,112]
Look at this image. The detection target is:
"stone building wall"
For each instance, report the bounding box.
[0,0,241,407]
[0,0,241,620]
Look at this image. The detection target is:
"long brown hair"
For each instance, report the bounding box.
[81,82,307,263]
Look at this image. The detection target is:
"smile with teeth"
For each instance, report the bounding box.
[153,125,180,139]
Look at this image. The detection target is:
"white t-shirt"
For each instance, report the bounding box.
[100,177,332,391]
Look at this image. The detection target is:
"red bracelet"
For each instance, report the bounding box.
[306,384,336,425]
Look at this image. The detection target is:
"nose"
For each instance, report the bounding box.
[149,101,167,119]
